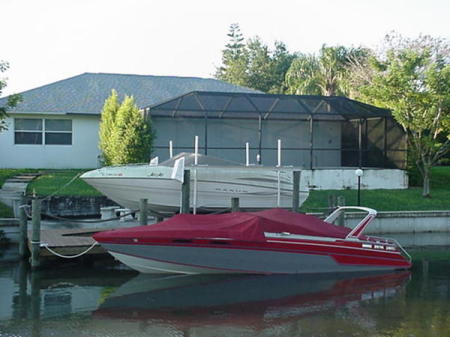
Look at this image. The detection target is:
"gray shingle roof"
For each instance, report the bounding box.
[0,72,259,115]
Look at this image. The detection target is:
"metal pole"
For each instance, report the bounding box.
[18,195,28,258]
[292,171,300,213]
[169,140,173,158]
[276,170,281,207]
[193,169,198,215]
[357,176,361,206]
[181,170,190,214]
[31,198,41,269]
[245,142,249,166]
[204,114,208,155]
[139,198,148,226]
[194,136,198,165]
[358,119,362,168]
[231,197,240,212]
[277,139,281,167]
[309,116,314,170]
[384,117,388,167]
[258,115,262,164]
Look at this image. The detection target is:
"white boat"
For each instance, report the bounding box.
[81,153,309,214]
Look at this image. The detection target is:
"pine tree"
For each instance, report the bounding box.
[215,24,295,93]
[98,90,120,165]
[109,95,153,165]
[215,23,248,86]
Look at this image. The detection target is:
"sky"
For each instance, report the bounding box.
[1,0,449,96]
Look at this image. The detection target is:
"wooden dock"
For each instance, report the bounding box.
[27,228,109,257]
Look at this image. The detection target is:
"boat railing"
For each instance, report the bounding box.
[390,238,412,262]
[368,235,412,262]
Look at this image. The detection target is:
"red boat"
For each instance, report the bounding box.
[93,206,412,274]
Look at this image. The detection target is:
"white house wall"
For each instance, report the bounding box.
[0,114,100,169]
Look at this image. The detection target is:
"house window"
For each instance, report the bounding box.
[14,119,43,144]
[14,118,72,145]
[45,119,72,145]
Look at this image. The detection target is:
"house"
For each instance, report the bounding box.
[0,73,408,190]
[0,73,258,169]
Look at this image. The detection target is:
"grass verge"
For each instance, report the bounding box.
[301,166,450,212]
[26,170,101,196]
[0,169,40,188]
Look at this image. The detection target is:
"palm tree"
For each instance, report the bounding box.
[286,45,369,97]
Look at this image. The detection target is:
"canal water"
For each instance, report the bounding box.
[0,248,449,337]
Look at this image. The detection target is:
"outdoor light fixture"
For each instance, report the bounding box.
[355,169,363,206]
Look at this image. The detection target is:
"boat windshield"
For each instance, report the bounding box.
[160,153,242,167]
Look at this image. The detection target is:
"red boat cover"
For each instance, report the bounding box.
[94,209,352,243]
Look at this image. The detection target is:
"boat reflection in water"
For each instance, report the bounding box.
[94,271,410,334]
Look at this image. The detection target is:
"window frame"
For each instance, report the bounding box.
[14,118,73,146]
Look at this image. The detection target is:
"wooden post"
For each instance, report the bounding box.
[181,170,190,214]
[31,198,41,269]
[337,195,346,227]
[231,197,240,212]
[292,171,300,213]
[139,198,148,226]
[18,195,29,258]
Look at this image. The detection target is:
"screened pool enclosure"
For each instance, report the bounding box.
[143,91,406,169]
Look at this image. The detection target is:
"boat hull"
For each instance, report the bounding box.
[102,240,411,275]
[83,166,309,213]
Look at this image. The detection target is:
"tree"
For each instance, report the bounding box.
[358,34,450,197]
[270,41,298,94]
[285,53,321,95]
[285,45,369,97]
[215,23,249,87]
[0,61,21,132]
[109,95,153,165]
[245,37,273,92]
[215,24,296,93]
[98,90,120,165]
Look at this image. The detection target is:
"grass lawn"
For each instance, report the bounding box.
[26,169,101,197]
[300,187,450,212]
[300,166,450,213]
[0,169,40,188]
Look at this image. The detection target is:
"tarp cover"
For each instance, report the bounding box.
[94,209,352,243]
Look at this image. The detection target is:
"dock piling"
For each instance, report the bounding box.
[292,171,300,213]
[231,197,240,212]
[139,198,148,226]
[31,198,41,269]
[181,170,190,214]
[18,195,28,258]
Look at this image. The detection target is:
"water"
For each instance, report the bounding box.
[0,249,449,337]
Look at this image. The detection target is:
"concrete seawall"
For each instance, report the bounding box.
[344,210,450,234]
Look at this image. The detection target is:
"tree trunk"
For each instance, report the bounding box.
[422,168,431,198]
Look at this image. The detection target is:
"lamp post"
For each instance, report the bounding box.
[355,169,363,206]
